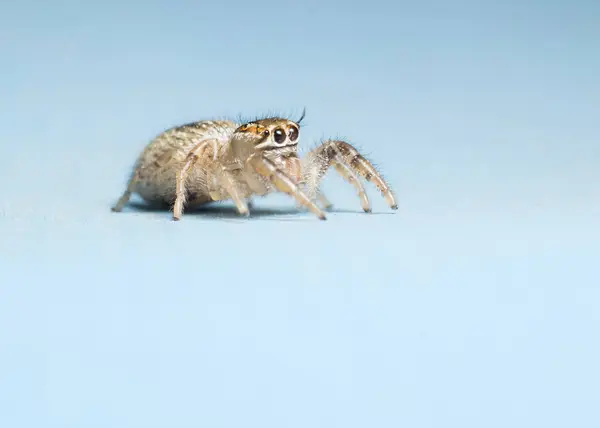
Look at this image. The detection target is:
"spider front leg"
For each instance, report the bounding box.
[302,140,398,212]
[248,154,327,220]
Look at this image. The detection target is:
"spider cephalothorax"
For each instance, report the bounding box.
[111,110,397,221]
[231,117,301,160]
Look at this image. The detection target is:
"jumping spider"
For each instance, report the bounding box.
[111,110,398,220]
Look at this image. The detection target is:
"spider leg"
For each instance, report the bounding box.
[172,139,219,221]
[248,154,326,220]
[111,170,139,212]
[302,140,398,211]
[241,167,268,196]
[317,191,334,210]
[333,162,371,212]
[279,153,322,212]
[173,153,199,220]
[213,168,249,216]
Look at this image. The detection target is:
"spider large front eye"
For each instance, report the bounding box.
[288,126,299,142]
[273,128,286,144]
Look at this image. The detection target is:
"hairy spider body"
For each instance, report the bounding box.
[111,112,397,221]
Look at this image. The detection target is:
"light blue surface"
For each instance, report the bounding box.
[1,1,599,427]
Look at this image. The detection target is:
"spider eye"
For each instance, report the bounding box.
[288,126,299,142]
[273,128,286,144]
[262,129,270,137]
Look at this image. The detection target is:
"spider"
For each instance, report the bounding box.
[111,110,398,221]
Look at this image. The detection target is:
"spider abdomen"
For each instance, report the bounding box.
[131,120,237,205]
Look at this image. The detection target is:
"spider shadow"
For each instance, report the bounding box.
[125,200,307,220]
[122,201,392,220]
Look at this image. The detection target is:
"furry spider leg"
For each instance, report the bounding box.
[302,139,398,211]
[173,139,221,220]
[248,154,327,220]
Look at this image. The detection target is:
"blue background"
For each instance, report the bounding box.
[1,0,599,427]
